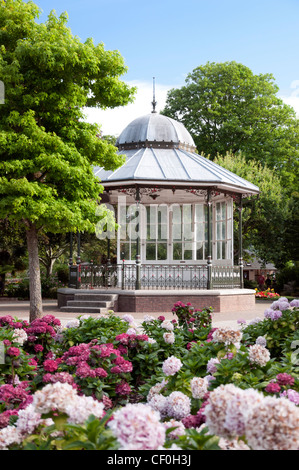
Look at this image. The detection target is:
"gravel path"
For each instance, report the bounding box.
[0,298,269,329]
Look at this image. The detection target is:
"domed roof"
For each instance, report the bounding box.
[94,111,259,196]
[116,112,196,152]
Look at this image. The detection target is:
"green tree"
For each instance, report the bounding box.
[38,232,69,277]
[0,0,136,321]
[0,219,27,294]
[213,152,288,267]
[162,61,299,189]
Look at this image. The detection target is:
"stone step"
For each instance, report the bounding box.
[67,300,114,308]
[74,294,118,301]
[60,306,108,314]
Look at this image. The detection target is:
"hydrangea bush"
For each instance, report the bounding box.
[0,301,298,451]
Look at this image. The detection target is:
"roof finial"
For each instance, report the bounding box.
[151,77,157,113]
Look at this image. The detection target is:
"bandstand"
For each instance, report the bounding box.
[58,103,260,314]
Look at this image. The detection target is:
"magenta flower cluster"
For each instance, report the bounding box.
[264,373,297,403]
[0,316,29,329]
[0,382,32,419]
[57,339,134,398]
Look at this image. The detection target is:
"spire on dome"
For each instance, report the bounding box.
[151,77,157,113]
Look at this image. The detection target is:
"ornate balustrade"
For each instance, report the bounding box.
[76,262,241,290]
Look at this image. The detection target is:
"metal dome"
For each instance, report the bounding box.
[94,112,259,196]
[116,112,196,152]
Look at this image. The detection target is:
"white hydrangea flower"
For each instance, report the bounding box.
[122,314,135,323]
[65,395,105,424]
[32,383,78,415]
[147,379,168,402]
[190,377,208,399]
[164,419,186,439]
[12,328,28,345]
[162,356,182,376]
[65,319,80,329]
[163,332,175,344]
[248,344,271,366]
[108,403,166,450]
[79,315,91,321]
[245,396,299,450]
[203,384,264,439]
[212,327,242,346]
[0,426,23,450]
[143,315,155,323]
[148,394,168,418]
[160,320,174,331]
[166,391,191,420]
[255,336,267,347]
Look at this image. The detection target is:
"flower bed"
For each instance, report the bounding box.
[0,298,298,451]
[255,288,280,300]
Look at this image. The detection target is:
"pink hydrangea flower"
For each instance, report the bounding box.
[115,381,131,396]
[6,347,21,357]
[166,391,191,419]
[162,356,182,376]
[265,382,281,394]
[280,389,299,405]
[108,403,166,450]
[276,373,295,386]
[43,359,59,373]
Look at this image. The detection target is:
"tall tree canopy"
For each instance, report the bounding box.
[0,0,136,320]
[213,152,288,267]
[162,61,299,190]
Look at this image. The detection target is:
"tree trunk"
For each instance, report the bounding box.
[26,224,43,322]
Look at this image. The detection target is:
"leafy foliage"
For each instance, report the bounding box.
[162,61,299,189]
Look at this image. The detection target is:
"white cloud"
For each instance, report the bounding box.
[279,95,299,117]
[83,80,299,137]
[83,80,174,137]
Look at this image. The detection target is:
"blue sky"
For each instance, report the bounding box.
[31,0,299,135]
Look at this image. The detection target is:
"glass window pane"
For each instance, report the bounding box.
[146,206,151,224]
[216,221,221,240]
[183,225,193,241]
[130,243,137,260]
[195,204,204,223]
[222,202,226,219]
[216,202,221,220]
[184,243,193,260]
[196,242,203,260]
[158,223,168,240]
[222,221,226,239]
[173,224,182,240]
[120,243,130,260]
[158,205,167,223]
[146,243,156,260]
[173,243,182,260]
[183,204,192,223]
[157,243,167,260]
[217,241,222,259]
[195,224,204,241]
[172,205,181,224]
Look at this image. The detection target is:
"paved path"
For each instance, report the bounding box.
[0,298,269,329]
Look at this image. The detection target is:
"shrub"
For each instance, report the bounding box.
[0,300,298,451]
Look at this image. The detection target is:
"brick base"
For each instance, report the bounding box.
[57,288,255,314]
[117,292,255,313]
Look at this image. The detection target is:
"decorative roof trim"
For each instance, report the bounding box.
[101,179,260,196]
